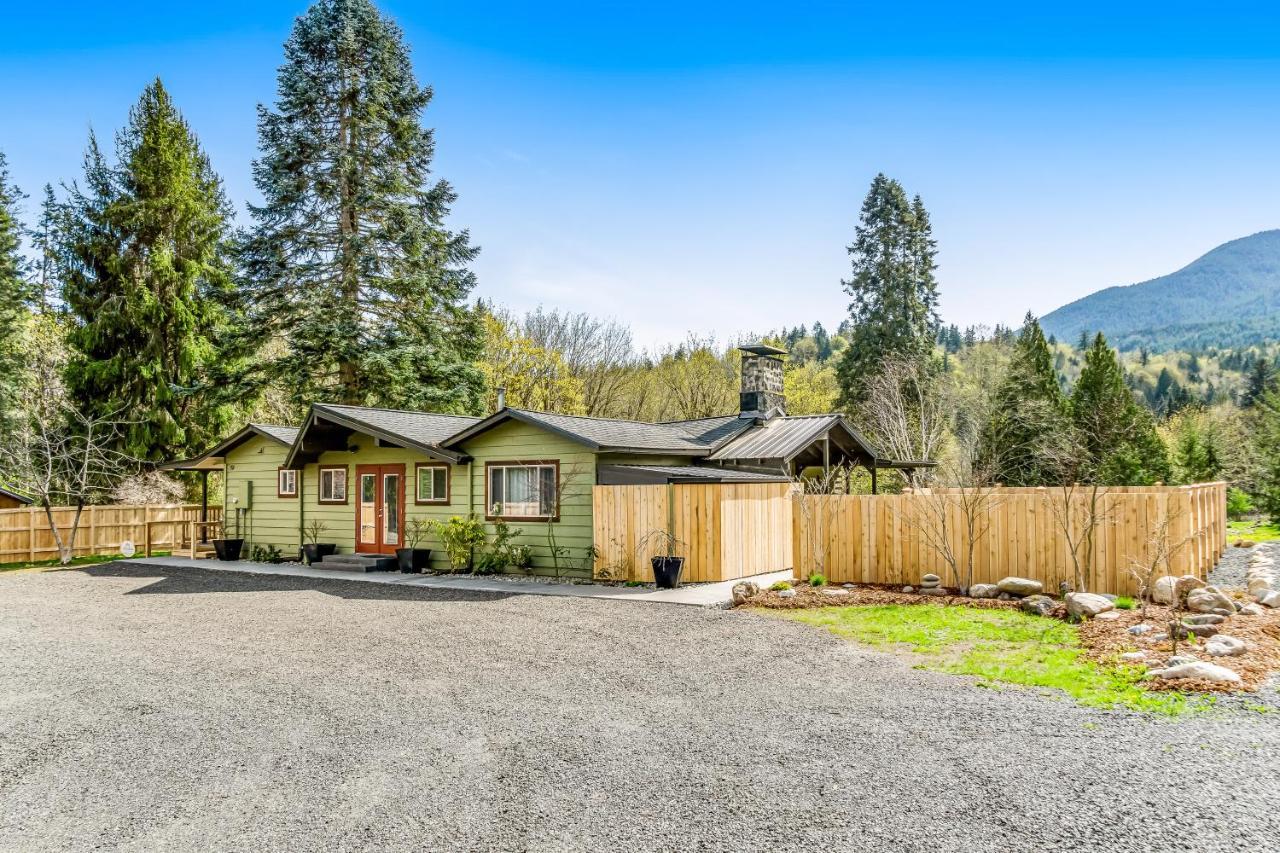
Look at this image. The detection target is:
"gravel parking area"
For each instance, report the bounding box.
[2,562,1278,852]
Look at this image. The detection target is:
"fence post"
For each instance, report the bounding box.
[28,506,36,562]
[88,505,97,557]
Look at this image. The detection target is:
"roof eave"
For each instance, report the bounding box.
[286,405,466,467]
[440,409,603,452]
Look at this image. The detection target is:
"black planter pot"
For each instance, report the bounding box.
[303,543,338,565]
[396,547,432,573]
[213,538,244,561]
[651,556,685,589]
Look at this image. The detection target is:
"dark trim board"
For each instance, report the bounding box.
[484,460,561,523]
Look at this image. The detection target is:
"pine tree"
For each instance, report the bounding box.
[61,80,243,462]
[30,184,63,312]
[978,313,1071,484]
[1242,357,1277,408]
[242,0,483,412]
[0,151,33,441]
[1071,333,1171,485]
[835,174,939,407]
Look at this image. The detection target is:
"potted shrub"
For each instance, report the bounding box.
[640,528,686,589]
[302,520,338,565]
[397,518,433,573]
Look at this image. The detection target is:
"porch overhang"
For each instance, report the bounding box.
[283,406,466,468]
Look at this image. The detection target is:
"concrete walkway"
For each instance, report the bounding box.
[125,556,793,608]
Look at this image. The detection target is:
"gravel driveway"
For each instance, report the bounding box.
[1,562,1278,852]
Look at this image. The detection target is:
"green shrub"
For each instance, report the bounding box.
[429,516,487,572]
[809,573,827,587]
[251,544,283,563]
[770,580,793,592]
[1114,596,1135,610]
[1227,488,1254,520]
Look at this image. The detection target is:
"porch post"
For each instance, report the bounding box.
[822,436,830,476]
[200,470,209,542]
[871,464,878,495]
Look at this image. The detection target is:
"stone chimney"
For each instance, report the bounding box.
[739,344,787,418]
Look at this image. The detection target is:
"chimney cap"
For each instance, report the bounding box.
[739,343,787,357]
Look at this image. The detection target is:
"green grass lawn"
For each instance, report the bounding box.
[0,552,163,573]
[1228,519,1280,543]
[766,605,1209,716]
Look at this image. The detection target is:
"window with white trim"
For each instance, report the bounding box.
[277,468,298,498]
[319,466,347,504]
[488,463,558,519]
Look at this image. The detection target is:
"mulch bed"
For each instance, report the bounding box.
[743,582,1280,694]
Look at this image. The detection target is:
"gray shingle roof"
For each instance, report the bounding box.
[250,424,299,446]
[313,404,481,449]
[707,414,880,462]
[442,409,753,454]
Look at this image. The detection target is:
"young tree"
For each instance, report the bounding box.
[1071,333,1171,485]
[0,151,33,443]
[858,355,950,487]
[521,307,636,417]
[242,0,483,412]
[477,309,585,414]
[977,313,1072,486]
[61,80,245,462]
[835,174,939,408]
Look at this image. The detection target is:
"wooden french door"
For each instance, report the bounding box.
[355,464,405,555]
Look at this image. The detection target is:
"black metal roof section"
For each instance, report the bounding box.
[596,464,790,485]
[0,484,33,505]
[707,414,877,463]
[160,423,300,471]
[439,408,754,455]
[285,404,481,467]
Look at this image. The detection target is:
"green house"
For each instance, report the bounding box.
[167,346,931,576]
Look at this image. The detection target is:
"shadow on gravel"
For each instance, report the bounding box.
[74,561,518,603]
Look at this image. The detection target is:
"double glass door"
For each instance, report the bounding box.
[355,465,404,554]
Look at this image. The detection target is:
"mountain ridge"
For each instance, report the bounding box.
[1040,229,1280,351]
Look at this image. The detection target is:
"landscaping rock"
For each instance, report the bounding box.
[1166,655,1200,666]
[777,588,797,599]
[920,573,941,588]
[968,583,999,599]
[1019,595,1055,616]
[1183,623,1220,639]
[1119,651,1146,662]
[1098,593,1118,602]
[842,583,855,589]
[997,577,1043,597]
[1205,635,1248,657]
[731,581,760,605]
[821,588,850,597]
[902,585,914,594]
[918,587,949,596]
[1066,592,1114,620]
[1147,661,1242,684]
[1151,576,1177,605]
[1149,633,1169,643]
[1094,611,1122,621]
[1256,590,1280,608]
[1239,603,1267,617]
[1128,624,1154,635]
[1186,586,1234,614]
[998,592,1013,600]
[1182,614,1226,626]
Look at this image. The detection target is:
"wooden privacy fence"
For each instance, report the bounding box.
[593,482,1226,594]
[0,504,223,564]
[793,483,1227,596]
[592,483,793,583]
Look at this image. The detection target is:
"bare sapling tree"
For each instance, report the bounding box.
[858,355,951,488]
[791,466,846,581]
[910,457,1004,596]
[1125,502,1197,621]
[537,460,592,579]
[0,343,132,563]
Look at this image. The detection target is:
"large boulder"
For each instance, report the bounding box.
[968,583,999,599]
[1066,592,1114,620]
[1147,661,1242,684]
[731,581,760,605]
[1256,590,1280,608]
[1019,595,1056,616]
[997,577,1043,597]
[1205,636,1248,657]
[1151,576,1178,605]
[1174,575,1207,602]
[1186,586,1235,614]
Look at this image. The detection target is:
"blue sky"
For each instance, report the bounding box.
[4,1,1280,347]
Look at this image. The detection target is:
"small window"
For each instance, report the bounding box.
[416,463,450,505]
[277,467,298,498]
[319,465,347,504]
[486,462,558,520]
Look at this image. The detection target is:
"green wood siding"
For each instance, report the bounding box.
[224,435,301,555]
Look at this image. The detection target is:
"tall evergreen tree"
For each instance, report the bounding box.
[835,174,939,407]
[61,80,243,462]
[1241,356,1277,408]
[242,0,483,412]
[978,313,1071,484]
[1070,333,1171,485]
[0,151,33,441]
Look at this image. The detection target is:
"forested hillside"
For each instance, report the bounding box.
[1041,230,1280,351]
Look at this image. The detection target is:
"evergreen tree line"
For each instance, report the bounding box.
[0,0,482,472]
